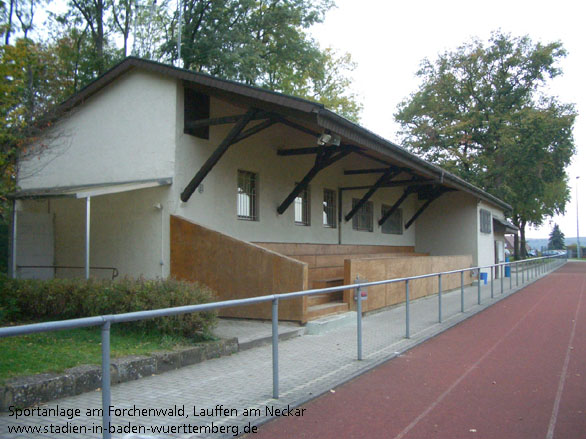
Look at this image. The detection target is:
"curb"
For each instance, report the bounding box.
[0,338,238,411]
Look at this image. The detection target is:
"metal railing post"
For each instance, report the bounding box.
[272,298,279,399]
[491,265,494,299]
[101,320,112,439]
[509,262,512,291]
[522,260,525,284]
[516,261,519,286]
[500,264,504,294]
[405,279,410,338]
[460,271,465,312]
[438,274,442,323]
[356,282,363,361]
[477,268,481,305]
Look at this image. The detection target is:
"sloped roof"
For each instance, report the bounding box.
[58,57,511,211]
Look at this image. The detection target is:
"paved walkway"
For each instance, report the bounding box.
[0,260,566,438]
[252,262,586,439]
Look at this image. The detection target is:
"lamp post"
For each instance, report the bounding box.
[577,176,581,259]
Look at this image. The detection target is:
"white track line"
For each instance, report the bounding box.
[546,275,585,439]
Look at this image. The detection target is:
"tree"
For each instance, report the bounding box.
[548,224,565,250]
[395,32,576,258]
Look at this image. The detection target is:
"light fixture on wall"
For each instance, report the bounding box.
[317,132,341,146]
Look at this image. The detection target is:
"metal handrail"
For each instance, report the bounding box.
[0,252,567,438]
[16,265,119,279]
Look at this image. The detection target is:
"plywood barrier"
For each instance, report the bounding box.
[344,255,474,313]
[171,216,308,321]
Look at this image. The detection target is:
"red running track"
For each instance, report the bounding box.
[252,262,586,439]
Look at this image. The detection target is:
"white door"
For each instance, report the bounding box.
[16,212,55,279]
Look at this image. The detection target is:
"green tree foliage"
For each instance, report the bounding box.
[548,223,565,250]
[395,32,576,257]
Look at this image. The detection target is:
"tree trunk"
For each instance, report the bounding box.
[514,233,520,260]
[519,220,527,259]
[5,0,15,45]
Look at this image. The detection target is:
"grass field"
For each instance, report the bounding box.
[0,326,196,383]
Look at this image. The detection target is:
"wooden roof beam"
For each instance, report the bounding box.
[344,168,401,222]
[184,112,269,130]
[277,148,352,215]
[404,190,446,229]
[377,187,414,226]
[180,109,258,202]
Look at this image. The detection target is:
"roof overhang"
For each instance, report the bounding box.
[54,57,512,213]
[10,178,172,199]
[493,217,519,234]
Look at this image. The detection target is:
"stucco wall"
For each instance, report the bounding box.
[344,254,474,313]
[17,186,171,279]
[169,88,418,247]
[415,191,478,261]
[18,69,176,190]
[170,216,308,321]
[476,200,506,278]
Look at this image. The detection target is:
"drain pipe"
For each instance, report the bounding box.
[154,203,164,277]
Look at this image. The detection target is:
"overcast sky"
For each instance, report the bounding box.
[311,0,585,239]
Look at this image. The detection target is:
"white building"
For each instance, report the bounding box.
[10,58,517,321]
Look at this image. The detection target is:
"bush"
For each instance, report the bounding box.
[0,276,217,338]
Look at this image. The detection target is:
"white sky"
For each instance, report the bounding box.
[311,0,585,239]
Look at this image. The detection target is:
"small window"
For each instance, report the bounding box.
[352,199,373,232]
[323,189,336,228]
[295,186,310,226]
[480,209,492,233]
[184,87,210,139]
[381,205,403,235]
[237,170,258,220]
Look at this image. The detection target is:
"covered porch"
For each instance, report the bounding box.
[9,178,172,280]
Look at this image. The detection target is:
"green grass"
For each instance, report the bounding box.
[0,326,197,383]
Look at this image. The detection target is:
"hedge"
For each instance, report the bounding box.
[0,276,217,338]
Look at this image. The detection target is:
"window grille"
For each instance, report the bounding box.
[381,205,403,234]
[323,189,336,228]
[294,186,310,226]
[237,170,258,220]
[352,199,373,232]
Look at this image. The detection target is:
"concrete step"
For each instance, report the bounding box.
[307,291,343,306]
[311,278,344,289]
[306,301,349,320]
[305,311,357,335]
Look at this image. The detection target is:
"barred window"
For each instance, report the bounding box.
[295,186,310,226]
[381,205,403,235]
[237,170,258,220]
[480,209,492,233]
[323,189,336,228]
[352,199,373,232]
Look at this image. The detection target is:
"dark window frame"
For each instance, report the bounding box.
[294,185,310,226]
[237,170,258,221]
[480,209,492,233]
[323,188,337,228]
[381,205,403,235]
[352,198,373,232]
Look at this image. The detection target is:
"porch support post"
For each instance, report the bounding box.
[378,187,412,226]
[181,109,257,202]
[11,199,17,279]
[344,168,400,222]
[277,148,352,215]
[404,192,443,230]
[86,196,91,279]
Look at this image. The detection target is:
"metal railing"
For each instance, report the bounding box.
[16,265,119,279]
[0,252,567,438]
